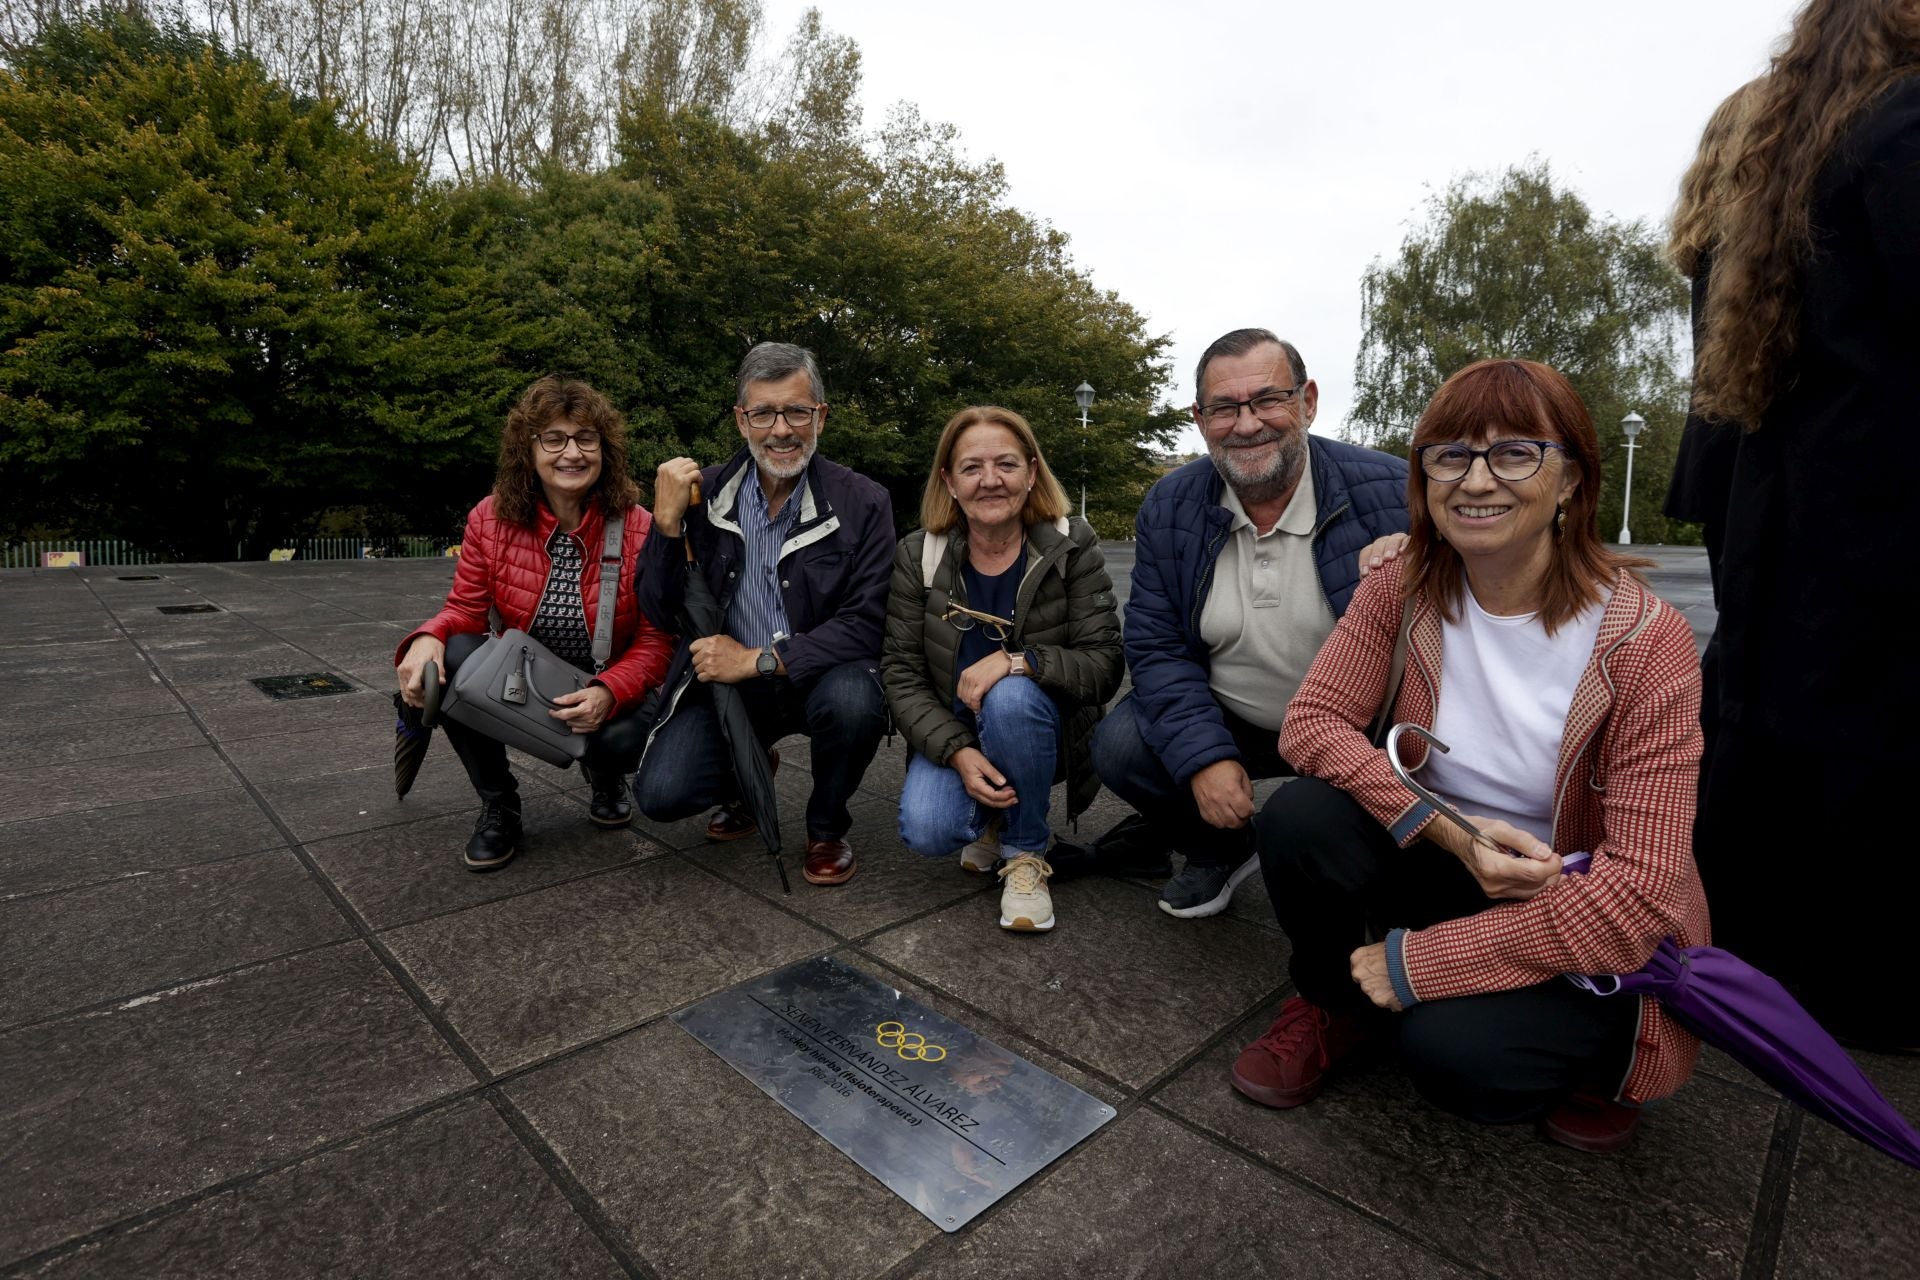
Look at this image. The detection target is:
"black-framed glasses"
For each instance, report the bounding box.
[741,403,821,430]
[1196,386,1305,427]
[941,603,1013,644]
[1414,439,1567,483]
[534,429,602,453]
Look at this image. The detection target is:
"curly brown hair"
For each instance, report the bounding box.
[1692,0,1920,427]
[491,377,642,526]
[1668,77,1765,279]
[1401,360,1649,635]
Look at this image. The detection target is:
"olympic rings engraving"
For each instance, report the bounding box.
[874,1021,948,1062]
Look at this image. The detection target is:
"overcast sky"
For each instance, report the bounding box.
[763,0,1799,450]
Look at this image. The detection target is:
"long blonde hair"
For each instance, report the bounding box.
[1668,77,1765,279]
[918,406,1071,534]
[1692,0,1920,428]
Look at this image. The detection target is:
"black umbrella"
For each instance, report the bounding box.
[683,485,790,893]
[392,689,433,798]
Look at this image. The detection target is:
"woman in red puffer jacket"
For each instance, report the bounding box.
[396,377,675,872]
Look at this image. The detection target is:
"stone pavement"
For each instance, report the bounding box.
[1,546,1914,1279]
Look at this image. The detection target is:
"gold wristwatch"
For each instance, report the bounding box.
[1007,650,1029,677]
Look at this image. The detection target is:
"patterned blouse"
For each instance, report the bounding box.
[530,526,595,671]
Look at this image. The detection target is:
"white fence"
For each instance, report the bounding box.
[5,537,449,568]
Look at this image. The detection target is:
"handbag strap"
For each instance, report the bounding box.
[1368,598,1416,746]
[593,511,625,673]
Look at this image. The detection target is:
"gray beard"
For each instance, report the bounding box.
[1211,433,1306,507]
[750,435,816,480]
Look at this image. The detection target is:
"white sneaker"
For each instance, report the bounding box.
[960,819,1002,873]
[998,854,1055,931]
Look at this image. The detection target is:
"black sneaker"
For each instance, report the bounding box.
[582,764,633,828]
[464,800,522,872]
[1157,851,1259,918]
[1093,812,1174,878]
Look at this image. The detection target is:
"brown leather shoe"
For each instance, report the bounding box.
[705,749,778,842]
[802,837,857,885]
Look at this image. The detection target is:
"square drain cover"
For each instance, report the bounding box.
[157,603,222,614]
[250,673,357,700]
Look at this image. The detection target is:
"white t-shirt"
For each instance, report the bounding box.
[1419,588,1607,846]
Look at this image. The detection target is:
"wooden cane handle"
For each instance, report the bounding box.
[684,480,701,565]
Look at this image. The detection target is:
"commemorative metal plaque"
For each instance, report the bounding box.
[673,956,1115,1231]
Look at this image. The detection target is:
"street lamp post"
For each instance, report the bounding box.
[1074,381,1095,520]
[1618,411,1646,545]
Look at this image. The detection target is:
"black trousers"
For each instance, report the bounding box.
[439,632,648,806]
[1257,778,1639,1123]
[1090,693,1295,868]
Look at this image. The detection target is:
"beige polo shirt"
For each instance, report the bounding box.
[1199,454,1333,733]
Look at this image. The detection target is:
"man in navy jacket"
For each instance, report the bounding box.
[1093,329,1408,918]
[636,342,893,887]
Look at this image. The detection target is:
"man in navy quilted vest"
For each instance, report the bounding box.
[635,342,894,887]
[1091,329,1409,918]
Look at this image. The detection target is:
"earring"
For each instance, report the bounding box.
[1553,501,1567,536]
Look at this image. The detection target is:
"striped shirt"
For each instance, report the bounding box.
[725,470,801,650]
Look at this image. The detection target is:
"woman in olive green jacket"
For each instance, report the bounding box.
[884,406,1123,932]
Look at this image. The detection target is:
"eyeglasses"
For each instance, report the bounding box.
[1196,387,1305,427]
[741,404,821,430]
[1414,439,1568,483]
[534,429,602,453]
[941,603,1014,644]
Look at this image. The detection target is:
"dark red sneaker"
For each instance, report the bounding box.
[1541,1090,1641,1153]
[1230,997,1374,1109]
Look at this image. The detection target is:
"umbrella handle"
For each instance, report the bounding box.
[420,659,443,727]
[685,480,701,566]
[1385,724,1505,853]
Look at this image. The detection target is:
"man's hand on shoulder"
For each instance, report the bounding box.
[1357,532,1410,579]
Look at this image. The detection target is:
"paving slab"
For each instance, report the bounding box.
[0,710,205,771]
[506,1017,941,1279]
[306,793,671,930]
[0,787,284,899]
[28,1098,624,1280]
[864,875,1291,1090]
[0,744,236,822]
[223,721,399,787]
[381,856,833,1073]
[1154,997,1777,1280]
[1776,1050,1920,1279]
[254,758,549,844]
[0,848,350,1028]
[0,942,470,1262]
[688,795,992,938]
[908,1108,1473,1279]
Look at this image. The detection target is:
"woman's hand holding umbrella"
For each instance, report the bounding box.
[1422,814,1563,900]
[396,635,445,710]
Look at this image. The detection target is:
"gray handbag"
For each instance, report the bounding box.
[422,513,625,768]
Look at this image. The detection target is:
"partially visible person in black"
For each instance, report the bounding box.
[1684,0,1920,1050]
[1661,77,1762,605]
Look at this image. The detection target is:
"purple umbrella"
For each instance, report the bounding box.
[1387,724,1920,1170]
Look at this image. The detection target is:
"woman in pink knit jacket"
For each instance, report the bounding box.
[1233,358,1709,1155]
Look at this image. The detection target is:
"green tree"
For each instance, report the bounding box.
[1348,161,1694,543]
[607,98,1180,528]
[0,12,512,556]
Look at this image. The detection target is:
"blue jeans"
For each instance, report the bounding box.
[634,659,888,841]
[898,677,1060,857]
[1090,692,1292,867]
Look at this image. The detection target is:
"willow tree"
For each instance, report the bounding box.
[1348,161,1694,543]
